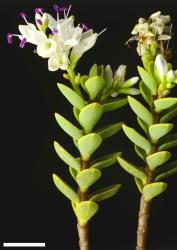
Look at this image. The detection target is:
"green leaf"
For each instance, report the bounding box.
[53,174,79,204]
[137,66,157,95]
[139,80,153,107]
[158,133,177,151]
[69,166,78,181]
[119,88,140,95]
[149,123,174,142]
[122,77,139,88]
[137,117,148,135]
[55,113,83,140]
[122,125,151,154]
[134,145,146,162]
[134,177,143,193]
[117,156,147,183]
[154,98,177,112]
[79,103,103,133]
[54,141,80,171]
[146,151,171,171]
[128,96,153,126]
[90,152,122,169]
[80,76,89,93]
[102,98,128,112]
[143,182,168,201]
[73,107,80,122]
[160,105,177,123]
[57,83,86,110]
[89,64,98,77]
[155,160,177,181]
[148,61,155,76]
[89,184,121,202]
[75,201,99,226]
[78,133,102,160]
[96,122,123,139]
[85,76,105,100]
[76,169,101,192]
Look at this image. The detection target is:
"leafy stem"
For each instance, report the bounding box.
[77,158,90,250]
[67,67,83,97]
[136,96,160,250]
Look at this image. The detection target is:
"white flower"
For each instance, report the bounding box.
[128,11,172,56]
[8,5,103,72]
[57,17,83,48]
[19,24,57,58]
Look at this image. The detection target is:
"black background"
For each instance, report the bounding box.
[2,0,177,249]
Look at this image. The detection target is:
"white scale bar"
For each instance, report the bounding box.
[3,243,45,247]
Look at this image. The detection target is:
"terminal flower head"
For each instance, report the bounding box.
[7,4,105,71]
[127,11,172,56]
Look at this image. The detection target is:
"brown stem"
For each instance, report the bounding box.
[136,98,159,250]
[77,158,90,250]
[136,170,155,250]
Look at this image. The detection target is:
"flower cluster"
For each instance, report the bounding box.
[7,5,106,71]
[127,11,172,56]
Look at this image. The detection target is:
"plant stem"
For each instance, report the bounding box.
[136,170,155,250]
[136,98,159,250]
[77,158,90,250]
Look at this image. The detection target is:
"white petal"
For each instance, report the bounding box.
[64,27,82,47]
[158,34,171,40]
[155,54,168,79]
[47,13,57,30]
[81,29,94,40]
[48,54,60,71]
[59,20,81,48]
[37,38,57,58]
[150,11,161,20]
[160,15,171,24]
[19,24,47,45]
[59,53,70,70]
[48,52,69,71]
[71,33,98,58]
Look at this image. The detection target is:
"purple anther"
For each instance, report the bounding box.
[59,6,69,12]
[7,33,13,44]
[19,38,27,48]
[52,28,59,34]
[36,19,43,25]
[81,23,89,31]
[54,4,60,13]
[35,8,44,13]
[20,12,27,19]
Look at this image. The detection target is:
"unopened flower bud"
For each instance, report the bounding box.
[155,54,168,80]
[167,70,175,82]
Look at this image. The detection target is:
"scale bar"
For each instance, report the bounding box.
[3,243,46,247]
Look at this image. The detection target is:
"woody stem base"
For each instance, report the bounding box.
[77,223,90,250]
[136,195,151,250]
